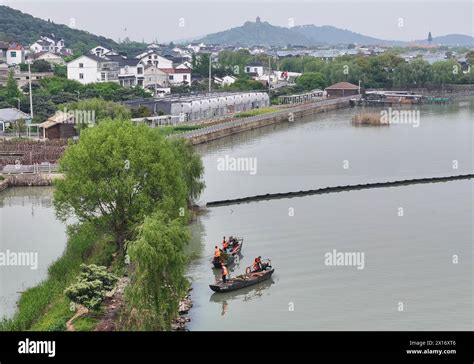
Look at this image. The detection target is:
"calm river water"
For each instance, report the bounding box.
[0,100,472,329]
[0,187,68,319]
[187,100,473,330]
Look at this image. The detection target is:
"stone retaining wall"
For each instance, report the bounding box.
[184,97,353,145]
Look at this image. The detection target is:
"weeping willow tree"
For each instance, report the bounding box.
[125,212,189,330]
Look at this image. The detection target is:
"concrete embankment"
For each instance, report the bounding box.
[0,173,64,192]
[181,96,356,145]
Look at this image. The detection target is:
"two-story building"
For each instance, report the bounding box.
[159,67,191,85]
[136,50,174,68]
[67,54,119,84]
[143,65,168,89]
[6,44,26,65]
[30,34,71,55]
[105,54,144,87]
[30,40,54,54]
[244,62,269,78]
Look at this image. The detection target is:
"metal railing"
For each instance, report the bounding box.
[1,163,59,175]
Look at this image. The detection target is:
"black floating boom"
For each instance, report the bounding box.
[206,174,474,207]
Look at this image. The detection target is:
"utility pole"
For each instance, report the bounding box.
[28,63,34,119]
[268,56,271,98]
[208,53,212,93]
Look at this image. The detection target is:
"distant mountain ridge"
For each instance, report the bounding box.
[197,18,474,47]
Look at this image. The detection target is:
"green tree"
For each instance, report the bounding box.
[126,211,189,330]
[6,70,20,100]
[13,118,26,137]
[53,64,67,78]
[224,78,265,91]
[63,98,132,122]
[131,105,152,118]
[53,120,204,254]
[32,60,52,72]
[295,72,326,90]
[432,60,461,85]
[169,138,205,203]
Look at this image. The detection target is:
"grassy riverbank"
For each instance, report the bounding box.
[0,223,115,331]
[234,107,278,118]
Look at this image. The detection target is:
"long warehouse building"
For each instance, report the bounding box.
[124,91,270,122]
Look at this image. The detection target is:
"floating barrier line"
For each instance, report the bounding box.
[205,174,474,207]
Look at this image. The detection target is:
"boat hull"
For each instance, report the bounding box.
[209,269,274,293]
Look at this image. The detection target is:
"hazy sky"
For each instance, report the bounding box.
[3,0,473,43]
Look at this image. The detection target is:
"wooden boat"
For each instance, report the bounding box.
[211,237,243,268]
[210,266,274,293]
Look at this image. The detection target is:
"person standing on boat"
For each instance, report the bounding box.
[223,239,229,253]
[221,263,229,283]
[214,246,221,259]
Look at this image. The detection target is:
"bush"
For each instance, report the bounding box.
[64,264,118,310]
[351,112,386,126]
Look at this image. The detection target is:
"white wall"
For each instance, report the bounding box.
[167,71,191,84]
[37,52,65,65]
[138,53,173,68]
[245,65,264,77]
[6,50,25,65]
[67,56,99,84]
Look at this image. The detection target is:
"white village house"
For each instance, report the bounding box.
[6,44,26,65]
[67,54,119,84]
[244,62,269,78]
[30,40,54,54]
[160,68,191,85]
[30,34,71,55]
[32,51,65,65]
[135,50,174,68]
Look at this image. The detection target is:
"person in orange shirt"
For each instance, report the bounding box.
[214,246,221,258]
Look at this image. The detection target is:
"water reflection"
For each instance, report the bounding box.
[209,279,275,316]
[0,187,54,208]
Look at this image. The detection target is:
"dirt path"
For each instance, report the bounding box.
[66,305,89,331]
[95,277,130,331]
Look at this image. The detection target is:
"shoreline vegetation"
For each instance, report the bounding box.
[0,119,205,332]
